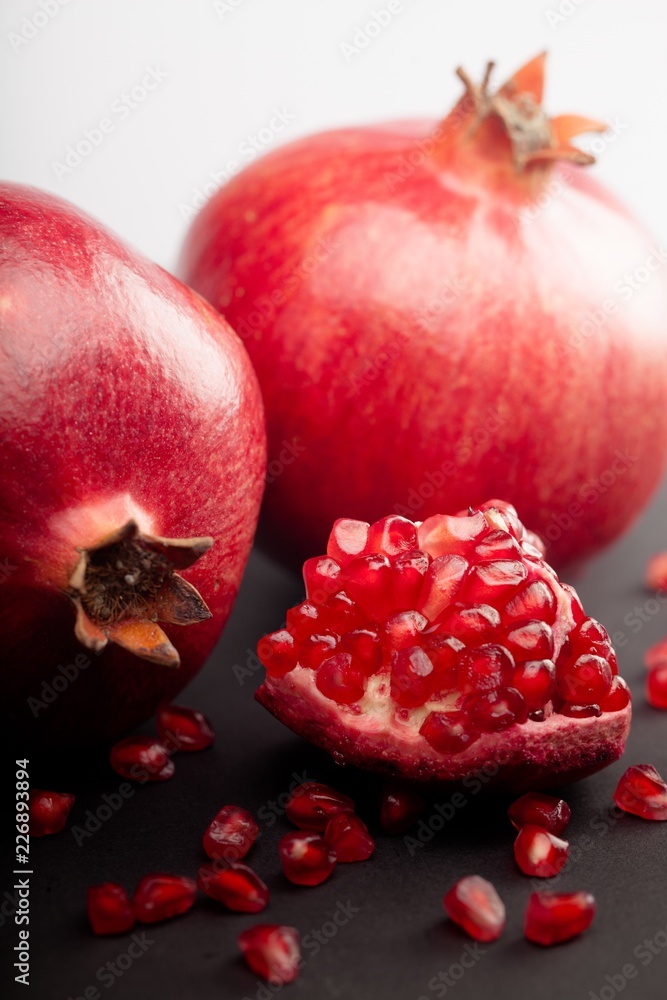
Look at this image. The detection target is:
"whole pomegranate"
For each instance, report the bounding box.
[0,183,266,745]
[255,504,631,791]
[181,55,667,570]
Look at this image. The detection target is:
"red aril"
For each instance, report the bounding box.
[285,781,354,831]
[525,891,596,945]
[613,764,667,820]
[29,789,74,836]
[324,813,375,862]
[197,862,269,912]
[109,735,174,782]
[279,831,336,886]
[156,704,214,752]
[514,824,569,877]
[87,883,135,936]
[203,805,258,861]
[133,873,196,923]
[645,552,667,591]
[181,58,667,575]
[443,876,505,942]
[0,184,265,747]
[644,637,667,669]
[646,665,667,710]
[508,793,571,835]
[379,783,425,834]
[255,506,630,791]
[238,925,301,986]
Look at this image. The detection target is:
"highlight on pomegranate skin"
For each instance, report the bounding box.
[255,503,632,790]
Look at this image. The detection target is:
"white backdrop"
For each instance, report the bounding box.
[1,0,666,271]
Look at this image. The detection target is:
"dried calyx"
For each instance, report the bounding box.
[68,520,213,667]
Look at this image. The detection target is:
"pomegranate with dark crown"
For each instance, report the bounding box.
[255,503,631,792]
[181,54,667,570]
[0,183,266,746]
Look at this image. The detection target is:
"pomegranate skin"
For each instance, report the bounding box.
[0,183,266,746]
[181,61,667,571]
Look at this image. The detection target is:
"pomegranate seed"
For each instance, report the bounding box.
[645,551,667,591]
[508,793,571,835]
[327,518,370,566]
[238,924,301,985]
[460,644,515,692]
[203,805,258,861]
[279,831,336,886]
[87,883,134,935]
[382,610,428,649]
[613,764,667,820]
[514,824,569,877]
[420,711,479,754]
[561,583,585,625]
[198,862,269,912]
[522,530,546,559]
[645,636,667,669]
[379,783,424,834]
[133,873,196,923]
[418,554,468,621]
[571,618,612,658]
[303,555,341,604]
[257,629,297,677]
[559,702,602,719]
[367,515,418,556]
[156,704,214,752]
[109,735,174,782]
[393,549,430,610]
[324,813,375,862]
[425,634,465,694]
[28,789,74,836]
[600,675,631,712]
[465,687,527,732]
[556,654,612,705]
[439,603,501,643]
[285,781,355,831]
[286,600,320,638]
[316,652,366,704]
[342,553,394,621]
[390,645,435,707]
[478,499,524,539]
[443,875,506,942]
[525,891,595,945]
[319,592,365,633]
[461,559,527,604]
[646,665,667,709]
[503,620,554,660]
[418,511,487,557]
[474,529,522,561]
[339,628,382,675]
[512,659,555,710]
[298,631,338,670]
[504,579,557,624]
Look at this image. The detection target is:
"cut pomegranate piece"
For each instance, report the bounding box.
[87,883,134,935]
[203,805,258,861]
[508,792,571,835]
[525,891,596,945]
[198,862,269,912]
[443,876,505,942]
[514,824,569,877]
[133,873,196,923]
[646,665,667,709]
[324,813,375,862]
[279,831,336,886]
[256,506,630,791]
[379,783,425,834]
[613,764,667,820]
[285,781,355,831]
[156,704,214,752]
[28,789,74,836]
[645,551,667,591]
[238,924,301,985]
[109,735,174,782]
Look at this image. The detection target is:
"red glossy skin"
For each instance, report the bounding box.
[181,106,667,571]
[0,184,266,745]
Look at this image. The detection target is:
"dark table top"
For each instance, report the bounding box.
[3,484,667,1000]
